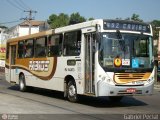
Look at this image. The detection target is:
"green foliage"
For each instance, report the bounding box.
[48,13,69,29]
[69,12,86,25]
[151,20,160,40]
[125,13,143,22]
[48,12,93,29]
[151,20,160,57]
[131,14,143,22]
[88,17,94,21]
[0,26,7,29]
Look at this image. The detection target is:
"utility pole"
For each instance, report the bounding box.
[22,10,37,35]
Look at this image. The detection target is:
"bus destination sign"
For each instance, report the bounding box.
[103,20,150,33]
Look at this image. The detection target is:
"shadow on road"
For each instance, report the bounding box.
[8,85,147,108]
[77,95,147,108]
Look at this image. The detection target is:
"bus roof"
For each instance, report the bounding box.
[7,29,53,43]
[6,19,102,43]
[7,19,152,43]
[55,19,102,33]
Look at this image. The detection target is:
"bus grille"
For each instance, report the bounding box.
[118,90,142,95]
[114,73,151,84]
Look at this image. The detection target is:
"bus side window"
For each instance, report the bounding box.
[18,41,25,58]
[24,39,34,58]
[48,34,62,57]
[63,30,81,56]
[35,37,47,57]
[6,43,9,59]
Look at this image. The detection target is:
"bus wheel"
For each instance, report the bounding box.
[67,81,78,102]
[19,74,27,92]
[109,96,123,102]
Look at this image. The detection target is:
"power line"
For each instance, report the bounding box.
[6,0,24,11]
[14,0,28,10]
[22,10,37,21]
[0,20,21,25]
[21,10,38,34]
[19,0,31,10]
[15,0,30,10]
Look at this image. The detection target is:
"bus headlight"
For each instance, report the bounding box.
[103,76,111,83]
[99,73,112,84]
[147,77,154,83]
[102,76,106,81]
[106,79,111,83]
[132,81,144,85]
[100,76,111,83]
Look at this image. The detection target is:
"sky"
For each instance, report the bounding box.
[0,0,160,28]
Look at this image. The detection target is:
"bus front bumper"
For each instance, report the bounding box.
[97,80,154,97]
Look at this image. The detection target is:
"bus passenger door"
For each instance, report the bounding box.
[9,45,16,83]
[84,33,96,94]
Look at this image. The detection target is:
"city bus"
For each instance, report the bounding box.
[5,19,155,102]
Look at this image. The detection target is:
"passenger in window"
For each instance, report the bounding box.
[25,48,32,57]
[24,41,33,58]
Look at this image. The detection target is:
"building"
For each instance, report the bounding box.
[6,20,50,38]
[0,20,49,70]
[0,27,8,69]
[157,28,160,60]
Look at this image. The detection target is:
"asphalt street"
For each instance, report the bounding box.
[0,72,160,120]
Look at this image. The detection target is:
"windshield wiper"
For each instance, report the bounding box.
[116,30,126,52]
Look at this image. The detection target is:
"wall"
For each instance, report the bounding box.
[19,26,40,36]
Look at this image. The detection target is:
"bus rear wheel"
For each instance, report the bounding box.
[67,81,78,102]
[19,74,27,92]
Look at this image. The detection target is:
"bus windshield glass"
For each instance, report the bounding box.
[99,32,152,70]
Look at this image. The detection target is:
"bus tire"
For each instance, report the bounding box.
[19,74,27,92]
[67,81,78,102]
[109,96,123,102]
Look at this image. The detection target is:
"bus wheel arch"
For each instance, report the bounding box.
[64,75,78,102]
[19,72,27,92]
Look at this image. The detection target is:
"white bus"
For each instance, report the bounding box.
[5,19,155,102]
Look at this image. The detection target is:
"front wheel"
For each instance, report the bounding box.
[19,74,27,92]
[67,81,78,102]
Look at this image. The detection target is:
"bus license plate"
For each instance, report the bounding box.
[126,88,136,93]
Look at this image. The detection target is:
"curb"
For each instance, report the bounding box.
[154,84,160,90]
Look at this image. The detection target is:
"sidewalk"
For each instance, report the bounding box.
[0,67,5,73]
[0,71,4,76]
[154,83,160,90]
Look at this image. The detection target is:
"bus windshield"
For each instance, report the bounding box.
[99,32,153,71]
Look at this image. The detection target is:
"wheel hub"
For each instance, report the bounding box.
[69,85,76,97]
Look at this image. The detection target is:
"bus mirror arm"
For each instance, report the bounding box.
[96,24,101,43]
[96,32,101,43]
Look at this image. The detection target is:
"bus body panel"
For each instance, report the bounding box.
[97,79,154,96]
[5,19,155,100]
[6,56,85,94]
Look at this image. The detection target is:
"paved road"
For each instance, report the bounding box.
[0,73,160,120]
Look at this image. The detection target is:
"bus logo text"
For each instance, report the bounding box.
[29,61,50,72]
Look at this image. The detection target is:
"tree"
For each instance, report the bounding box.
[48,13,69,29]
[88,17,94,21]
[131,13,143,22]
[48,12,91,29]
[151,20,160,40]
[69,12,86,25]
[116,17,122,20]
[151,20,160,57]
[125,14,143,22]
[0,26,7,29]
